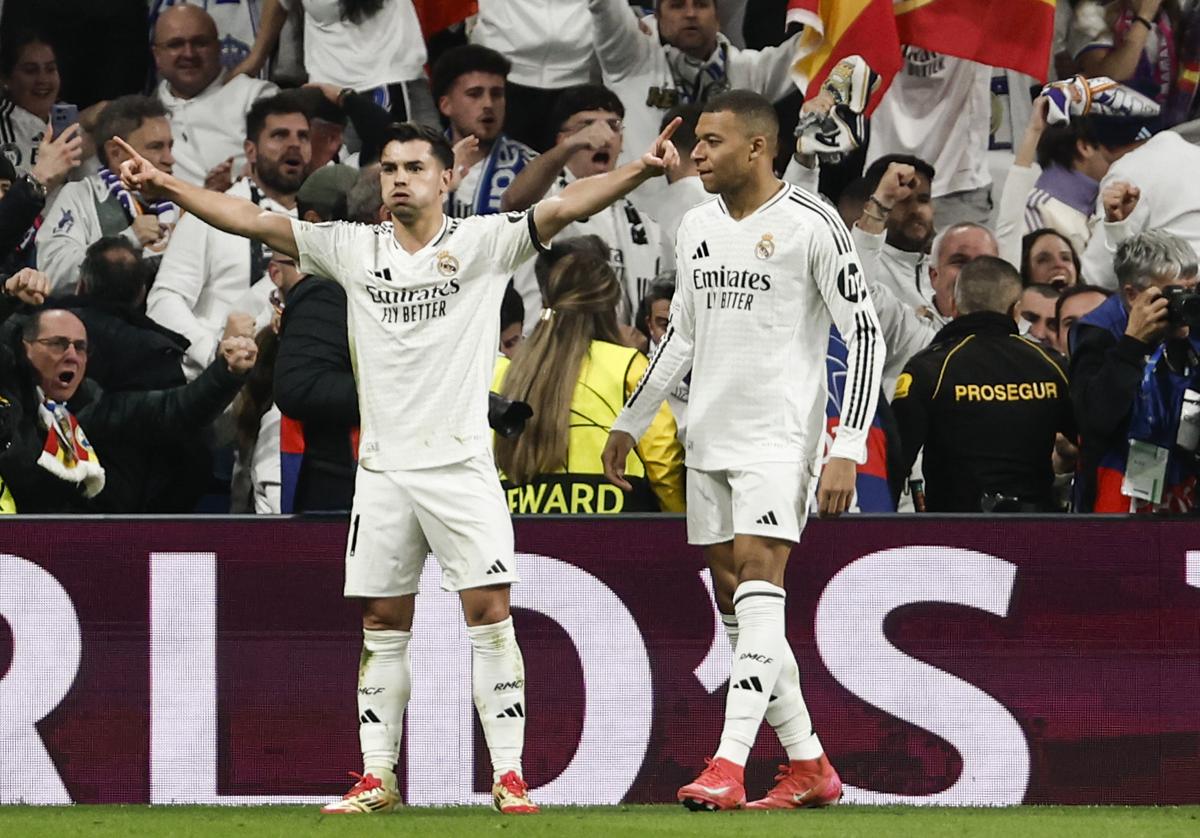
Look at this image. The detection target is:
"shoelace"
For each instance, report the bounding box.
[499,772,529,796]
[772,764,794,783]
[343,771,381,798]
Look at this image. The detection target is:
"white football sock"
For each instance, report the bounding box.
[714,581,788,766]
[467,617,526,782]
[357,628,411,788]
[721,611,823,761]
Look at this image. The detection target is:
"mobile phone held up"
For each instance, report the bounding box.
[50,103,79,138]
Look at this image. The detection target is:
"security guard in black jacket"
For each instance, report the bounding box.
[891,256,1075,512]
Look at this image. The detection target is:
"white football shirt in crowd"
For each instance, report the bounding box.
[867,50,992,198]
[278,0,426,90]
[613,184,885,470]
[291,210,547,471]
[472,0,597,89]
[0,96,47,177]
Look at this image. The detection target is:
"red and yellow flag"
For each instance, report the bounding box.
[788,0,1057,109]
[788,0,903,113]
[895,0,1056,82]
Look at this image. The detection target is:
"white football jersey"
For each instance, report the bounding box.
[0,97,46,177]
[612,183,885,471]
[291,210,546,471]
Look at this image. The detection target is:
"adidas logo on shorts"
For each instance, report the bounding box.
[755,510,779,526]
[486,559,509,575]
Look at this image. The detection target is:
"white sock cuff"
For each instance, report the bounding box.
[466,616,515,645]
[732,580,786,607]
[363,628,411,653]
[719,612,738,629]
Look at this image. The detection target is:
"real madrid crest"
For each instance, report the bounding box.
[436,249,459,277]
[755,232,775,260]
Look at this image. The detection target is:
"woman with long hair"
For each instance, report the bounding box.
[493,246,684,514]
[1020,228,1084,288]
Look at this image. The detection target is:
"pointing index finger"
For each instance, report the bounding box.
[657,116,682,145]
[111,136,139,158]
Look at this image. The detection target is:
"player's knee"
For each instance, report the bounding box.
[360,596,413,631]
[461,586,512,627]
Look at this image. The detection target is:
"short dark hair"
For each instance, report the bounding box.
[379,122,455,170]
[245,89,312,144]
[431,44,511,101]
[500,283,524,330]
[1019,228,1082,287]
[96,95,168,168]
[701,90,780,148]
[1036,120,1100,171]
[862,154,936,195]
[1055,283,1112,326]
[634,275,676,342]
[78,237,145,306]
[661,104,702,155]
[550,85,625,134]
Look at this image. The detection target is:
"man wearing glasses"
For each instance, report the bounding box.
[0,269,257,513]
[153,4,278,189]
[503,84,668,330]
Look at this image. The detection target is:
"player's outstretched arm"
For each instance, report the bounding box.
[532,117,681,242]
[112,137,298,259]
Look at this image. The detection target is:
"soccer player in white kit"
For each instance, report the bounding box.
[112,119,681,815]
[603,91,884,811]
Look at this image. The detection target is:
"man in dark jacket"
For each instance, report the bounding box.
[1070,230,1200,513]
[0,271,256,513]
[892,256,1076,512]
[272,167,360,512]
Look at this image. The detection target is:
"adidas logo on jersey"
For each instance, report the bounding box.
[486,559,509,575]
[732,676,764,693]
[693,240,711,260]
[755,510,779,526]
[496,702,525,719]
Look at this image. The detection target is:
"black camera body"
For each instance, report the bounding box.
[488,392,532,439]
[1163,285,1200,328]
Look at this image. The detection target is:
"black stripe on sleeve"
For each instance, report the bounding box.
[846,311,878,430]
[527,209,550,254]
[788,190,853,256]
[624,325,673,410]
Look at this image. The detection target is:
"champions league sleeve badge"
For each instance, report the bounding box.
[755,233,775,260]
[436,250,460,277]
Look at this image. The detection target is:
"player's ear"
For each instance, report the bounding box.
[244,138,257,169]
[747,134,766,162]
[440,165,453,191]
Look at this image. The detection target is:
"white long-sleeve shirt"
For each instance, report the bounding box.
[588,0,800,167]
[147,178,291,378]
[1081,131,1200,290]
[471,0,597,89]
[158,74,278,186]
[613,183,885,470]
[36,176,175,293]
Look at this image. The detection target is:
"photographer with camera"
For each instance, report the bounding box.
[1070,230,1200,512]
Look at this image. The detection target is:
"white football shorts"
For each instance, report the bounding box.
[343,455,518,598]
[686,461,815,545]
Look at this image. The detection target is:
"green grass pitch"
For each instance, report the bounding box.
[1,805,1199,838]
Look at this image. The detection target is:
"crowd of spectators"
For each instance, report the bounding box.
[3,0,1200,516]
